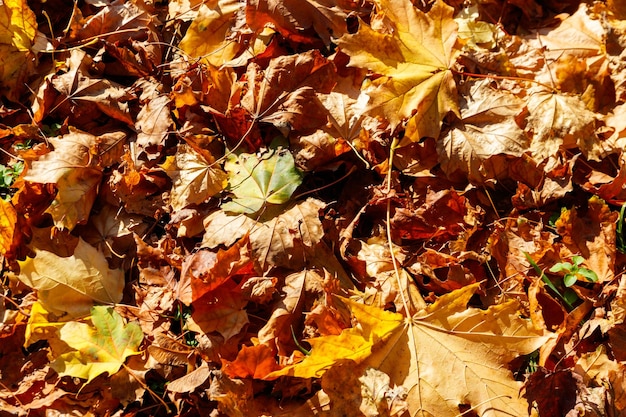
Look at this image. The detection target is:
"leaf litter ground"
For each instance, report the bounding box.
[2,0,626,416]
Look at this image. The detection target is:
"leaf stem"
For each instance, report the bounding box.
[386,137,426,316]
[523,252,574,309]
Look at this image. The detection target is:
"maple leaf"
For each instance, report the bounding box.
[0,0,41,101]
[222,145,303,214]
[135,93,174,160]
[23,128,126,230]
[39,50,133,125]
[222,344,280,379]
[162,143,227,212]
[52,306,143,385]
[240,49,336,136]
[186,284,249,341]
[526,88,599,163]
[438,79,528,184]
[336,0,459,142]
[554,196,618,283]
[179,0,243,68]
[202,198,325,272]
[17,238,124,316]
[268,283,554,416]
[246,0,349,46]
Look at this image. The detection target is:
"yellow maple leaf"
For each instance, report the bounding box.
[268,283,554,417]
[18,238,124,317]
[52,306,143,385]
[0,0,38,101]
[336,0,459,144]
[179,0,242,67]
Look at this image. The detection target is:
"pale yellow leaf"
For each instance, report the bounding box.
[18,238,124,316]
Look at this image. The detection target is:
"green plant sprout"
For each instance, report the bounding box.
[523,252,576,309]
[0,161,24,200]
[549,256,598,288]
[617,202,626,254]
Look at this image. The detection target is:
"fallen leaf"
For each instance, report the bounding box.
[202,198,325,272]
[52,306,143,385]
[222,146,303,214]
[0,0,39,101]
[135,94,174,160]
[246,0,348,46]
[222,344,280,379]
[522,368,581,417]
[23,128,126,230]
[18,238,124,316]
[186,284,248,341]
[162,143,227,211]
[526,89,598,163]
[555,196,618,283]
[336,0,459,141]
[179,0,243,67]
[438,79,528,183]
[268,283,553,417]
[46,50,133,125]
[240,50,336,136]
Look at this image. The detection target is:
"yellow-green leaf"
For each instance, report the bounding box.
[222,147,303,214]
[18,238,124,316]
[52,306,143,385]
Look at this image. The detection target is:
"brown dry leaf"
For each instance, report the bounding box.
[555,196,618,283]
[135,94,174,160]
[0,0,42,102]
[161,143,227,211]
[521,368,580,417]
[526,89,599,163]
[575,346,626,413]
[246,0,349,46]
[23,128,126,230]
[222,344,280,379]
[257,269,324,354]
[66,0,161,72]
[269,284,554,416]
[336,0,459,142]
[201,198,325,272]
[240,49,336,136]
[439,79,528,184]
[186,284,248,341]
[354,237,423,313]
[44,50,133,125]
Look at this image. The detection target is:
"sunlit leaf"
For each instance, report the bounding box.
[222,146,303,214]
[52,306,143,385]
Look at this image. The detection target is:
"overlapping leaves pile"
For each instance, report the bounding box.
[2,0,626,416]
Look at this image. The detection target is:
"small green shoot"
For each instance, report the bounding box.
[617,202,626,254]
[0,161,24,200]
[523,252,575,309]
[549,256,598,288]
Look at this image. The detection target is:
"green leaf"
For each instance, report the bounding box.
[563,273,577,287]
[222,147,303,214]
[571,256,584,267]
[578,268,599,282]
[52,306,143,385]
[548,262,572,273]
